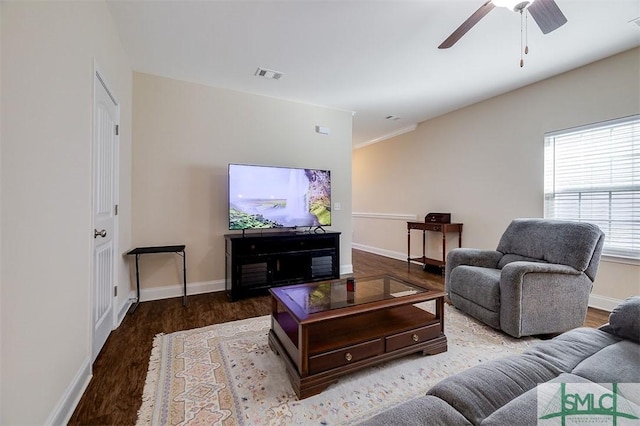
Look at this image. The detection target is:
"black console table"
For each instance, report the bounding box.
[126,245,187,313]
[225,231,340,301]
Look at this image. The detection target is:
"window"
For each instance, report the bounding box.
[544,115,640,260]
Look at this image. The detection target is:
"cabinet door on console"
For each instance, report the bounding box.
[240,261,270,289]
[272,254,310,284]
[311,253,337,279]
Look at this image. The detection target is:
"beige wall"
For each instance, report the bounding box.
[0,1,132,424]
[132,72,353,297]
[0,3,3,420]
[353,48,640,309]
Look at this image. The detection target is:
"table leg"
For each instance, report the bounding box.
[182,249,187,307]
[437,296,445,334]
[407,228,411,268]
[129,254,141,314]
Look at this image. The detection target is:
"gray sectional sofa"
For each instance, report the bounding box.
[363,296,640,425]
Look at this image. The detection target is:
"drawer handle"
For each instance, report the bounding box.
[412,334,419,342]
[345,352,353,362]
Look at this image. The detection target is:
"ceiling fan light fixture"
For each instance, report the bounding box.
[439,0,565,50]
[492,0,533,12]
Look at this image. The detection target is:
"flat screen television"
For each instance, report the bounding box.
[228,163,331,230]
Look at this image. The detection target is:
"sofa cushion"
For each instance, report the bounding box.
[426,353,561,425]
[482,373,608,426]
[449,266,501,312]
[496,219,602,272]
[449,295,501,330]
[360,395,472,426]
[497,253,547,269]
[601,296,640,343]
[481,373,593,426]
[572,340,640,387]
[524,328,620,373]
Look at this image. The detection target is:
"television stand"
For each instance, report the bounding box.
[224,231,340,301]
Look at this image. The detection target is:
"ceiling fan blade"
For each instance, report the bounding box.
[528,0,567,34]
[438,1,495,49]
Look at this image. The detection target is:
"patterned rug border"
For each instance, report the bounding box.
[138,330,164,425]
[136,306,538,425]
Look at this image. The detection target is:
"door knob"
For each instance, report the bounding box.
[94,229,107,238]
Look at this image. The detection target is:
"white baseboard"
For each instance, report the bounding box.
[352,243,405,261]
[139,279,225,302]
[588,294,620,312]
[137,264,354,304]
[340,263,353,275]
[352,243,426,266]
[115,297,133,327]
[354,243,621,312]
[46,357,92,426]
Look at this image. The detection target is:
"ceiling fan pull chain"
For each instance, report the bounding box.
[520,10,524,67]
[525,9,529,55]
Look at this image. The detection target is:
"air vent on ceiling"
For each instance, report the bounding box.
[255,67,283,80]
[629,17,640,28]
[386,115,401,121]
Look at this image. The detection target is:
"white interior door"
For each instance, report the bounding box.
[92,70,118,362]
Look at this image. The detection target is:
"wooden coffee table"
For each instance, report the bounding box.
[268,275,447,399]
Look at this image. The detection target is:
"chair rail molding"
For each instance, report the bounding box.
[352,212,417,221]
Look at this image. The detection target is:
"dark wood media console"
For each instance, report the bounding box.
[224,231,341,301]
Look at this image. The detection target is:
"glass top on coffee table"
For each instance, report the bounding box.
[272,275,432,316]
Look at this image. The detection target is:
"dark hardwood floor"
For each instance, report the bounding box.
[69,249,611,425]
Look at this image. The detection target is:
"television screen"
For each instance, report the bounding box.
[228,163,331,230]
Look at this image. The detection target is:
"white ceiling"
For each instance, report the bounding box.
[106,0,640,147]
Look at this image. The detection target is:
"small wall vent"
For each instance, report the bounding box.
[386,115,401,121]
[255,67,283,80]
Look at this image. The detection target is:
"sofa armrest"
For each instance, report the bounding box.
[501,261,581,277]
[598,296,640,342]
[445,248,503,295]
[499,261,591,337]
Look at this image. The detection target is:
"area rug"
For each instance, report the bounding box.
[137,304,538,425]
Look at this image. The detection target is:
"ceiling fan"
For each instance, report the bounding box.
[438,0,567,49]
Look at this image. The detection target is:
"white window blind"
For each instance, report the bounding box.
[544,115,640,259]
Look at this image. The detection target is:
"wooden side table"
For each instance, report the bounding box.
[407,222,463,270]
[126,245,187,313]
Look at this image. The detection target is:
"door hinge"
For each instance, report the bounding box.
[114,286,118,297]
[114,204,119,216]
[115,124,119,136]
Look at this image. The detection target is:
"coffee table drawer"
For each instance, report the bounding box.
[385,323,441,352]
[309,339,384,375]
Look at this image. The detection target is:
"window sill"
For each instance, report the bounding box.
[600,255,640,266]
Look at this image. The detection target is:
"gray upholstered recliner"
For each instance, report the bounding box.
[445,219,605,338]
